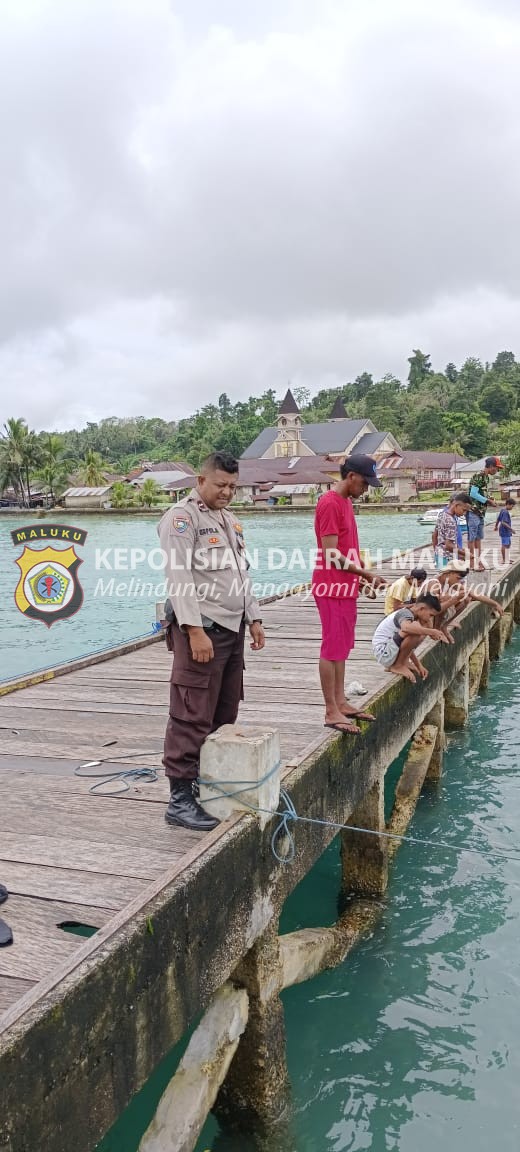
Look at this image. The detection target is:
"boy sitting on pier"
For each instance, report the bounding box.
[372,593,447,682]
[420,563,504,635]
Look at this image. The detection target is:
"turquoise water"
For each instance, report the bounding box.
[98,631,520,1152]
[0,511,428,681]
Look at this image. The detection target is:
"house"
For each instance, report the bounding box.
[236,455,340,504]
[379,451,469,500]
[241,390,401,461]
[127,461,196,502]
[62,485,114,510]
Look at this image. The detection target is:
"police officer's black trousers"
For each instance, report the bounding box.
[163,621,245,781]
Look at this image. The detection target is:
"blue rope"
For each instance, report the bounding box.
[199,768,520,868]
[74,763,159,795]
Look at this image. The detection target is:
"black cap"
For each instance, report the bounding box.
[484,455,504,469]
[341,454,381,487]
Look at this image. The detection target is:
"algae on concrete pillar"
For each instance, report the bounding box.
[215,922,290,1135]
[444,664,469,729]
[340,775,388,898]
[514,593,520,626]
[468,640,487,700]
[424,697,445,781]
[479,632,490,691]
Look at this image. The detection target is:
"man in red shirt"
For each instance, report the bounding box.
[313,454,386,734]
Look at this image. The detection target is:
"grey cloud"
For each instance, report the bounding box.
[1,0,520,428]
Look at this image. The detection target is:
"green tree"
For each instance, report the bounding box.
[407,350,432,390]
[479,381,516,422]
[0,417,40,505]
[78,449,109,486]
[406,405,446,449]
[445,362,458,383]
[110,482,133,508]
[37,434,69,504]
[136,478,162,507]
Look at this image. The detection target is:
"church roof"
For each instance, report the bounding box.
[278,388,300,415]
[329,396,348,419]
[241,419,369,459]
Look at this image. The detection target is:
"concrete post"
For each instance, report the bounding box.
[424,697,445,780]
[489,611,513,660]
[215,923,290,1133]
[489,618,501,661]
[480,631,490,691]
[444,664,469,729]
[340,775,388,898]
[199,725,280,830]
[468,640,487,700]
[502,610,514,646]
[138,984,249,1152]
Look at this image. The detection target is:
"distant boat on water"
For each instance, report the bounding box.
[417,508,467,532]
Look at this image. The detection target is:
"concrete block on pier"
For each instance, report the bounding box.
[200,724,280,830]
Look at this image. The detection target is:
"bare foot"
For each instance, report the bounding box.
[389,664,416,683]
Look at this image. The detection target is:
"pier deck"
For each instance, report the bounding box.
[1,527,519,1152]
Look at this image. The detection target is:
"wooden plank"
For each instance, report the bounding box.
[0,830,180,879]
[0,976,36,1014]
[0,861,148,911]
[0,894,113,981]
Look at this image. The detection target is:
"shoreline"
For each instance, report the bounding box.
[0,501,448,517]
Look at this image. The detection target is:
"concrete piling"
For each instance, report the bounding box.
[341,776,388,898]
[444,664,469,729]
[424,697,445,780]
[468,639,488,700]
[215,923,290,1133]
[138,984,249,1152]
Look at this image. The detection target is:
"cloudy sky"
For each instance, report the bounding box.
[1,0,520,431]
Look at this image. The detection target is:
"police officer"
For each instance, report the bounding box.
[158,451,265,831]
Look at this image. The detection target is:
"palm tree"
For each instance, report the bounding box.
[37,434,69,505]
[78,449,108,487]
[110,481,133,508]
[136,478,161,507]
[0,418,40,506]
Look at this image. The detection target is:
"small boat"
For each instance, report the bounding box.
[417,509,442,525]
[417,508,467,532]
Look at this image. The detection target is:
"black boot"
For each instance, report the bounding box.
[0,884,13,947]
[165,781,220,832]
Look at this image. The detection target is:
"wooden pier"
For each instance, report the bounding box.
[1,527,520,1152]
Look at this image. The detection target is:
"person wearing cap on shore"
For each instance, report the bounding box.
[432,491,473,569]
[312,454,387,734]
[466,456,504,571]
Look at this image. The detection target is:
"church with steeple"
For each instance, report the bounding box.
[241,389,401,461]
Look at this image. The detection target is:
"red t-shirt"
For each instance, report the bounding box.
[312,490,360,599]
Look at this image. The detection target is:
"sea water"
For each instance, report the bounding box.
[97,631,520,1152]
[0,511,428,681]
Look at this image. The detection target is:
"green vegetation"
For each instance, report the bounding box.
[1,349,520,503]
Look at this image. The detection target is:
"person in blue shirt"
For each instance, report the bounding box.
[494,498,516,564]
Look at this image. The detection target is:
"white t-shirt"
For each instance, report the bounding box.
[373,607,414,646]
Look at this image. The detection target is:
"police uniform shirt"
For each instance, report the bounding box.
[158,491,261,632]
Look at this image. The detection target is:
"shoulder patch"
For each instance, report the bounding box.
[172,515,190,534]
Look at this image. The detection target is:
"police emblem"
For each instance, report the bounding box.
[11,524,87,627]
[173,516,189,534]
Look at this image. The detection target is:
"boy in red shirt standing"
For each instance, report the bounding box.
[313,455,386,734]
